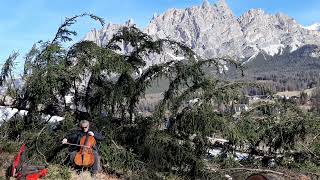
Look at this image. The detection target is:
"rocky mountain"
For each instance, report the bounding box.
[84,19,135,47]
[145,0,244,59]
[84,0,320,63]
[237,9,320,57]
[84,19,187,67]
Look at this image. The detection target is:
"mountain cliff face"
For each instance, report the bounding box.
[84,19,135,47]
[145,0,244,59]
[238,9,320,57]
[84,0,320,63]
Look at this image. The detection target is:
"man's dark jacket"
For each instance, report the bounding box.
[66,129,104,152]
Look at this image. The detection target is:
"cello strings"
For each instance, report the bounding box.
[65,142,91,148]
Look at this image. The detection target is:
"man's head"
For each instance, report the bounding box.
[79,120,90,132]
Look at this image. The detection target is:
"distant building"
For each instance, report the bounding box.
[233,104,249,113]
[246,95,271,105]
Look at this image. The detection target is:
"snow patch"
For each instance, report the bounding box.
[41,114,65,123]
[18,110,28,116]
[303,23,320,31]
[208,148,222,156]
[50,116,65,122]
[166,52,185,61]
[261,44,284,56]
[243,52,259,64]
[65,95,74,104]
[0,106,18,122]
[289,38,303,52]
[235,152,249,161]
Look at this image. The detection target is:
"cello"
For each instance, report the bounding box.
[73,133,96,168]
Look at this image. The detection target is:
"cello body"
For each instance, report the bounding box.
[74,135,96,168]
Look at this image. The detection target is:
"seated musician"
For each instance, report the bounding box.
[62,120,104,175]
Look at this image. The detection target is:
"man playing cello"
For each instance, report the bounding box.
[62,120,104,176]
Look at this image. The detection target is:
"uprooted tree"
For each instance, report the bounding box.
[0,14,320,179]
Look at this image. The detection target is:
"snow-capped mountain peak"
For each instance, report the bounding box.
[303,23,320,31]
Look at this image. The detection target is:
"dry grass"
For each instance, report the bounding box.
[0,151,14,178]
[0,155,120,180]
[43,165,121,180]
[276,90,301,97]
[70,171,120,180]
[275,88,316,98]
[304,88,317,96]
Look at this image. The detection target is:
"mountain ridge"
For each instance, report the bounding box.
[84,0,320,65]
[303,23,320,32]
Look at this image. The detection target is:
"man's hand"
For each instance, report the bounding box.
[62,138,68,144]
[88,131,94,136]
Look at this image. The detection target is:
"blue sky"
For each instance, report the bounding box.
[1,0,320,74]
